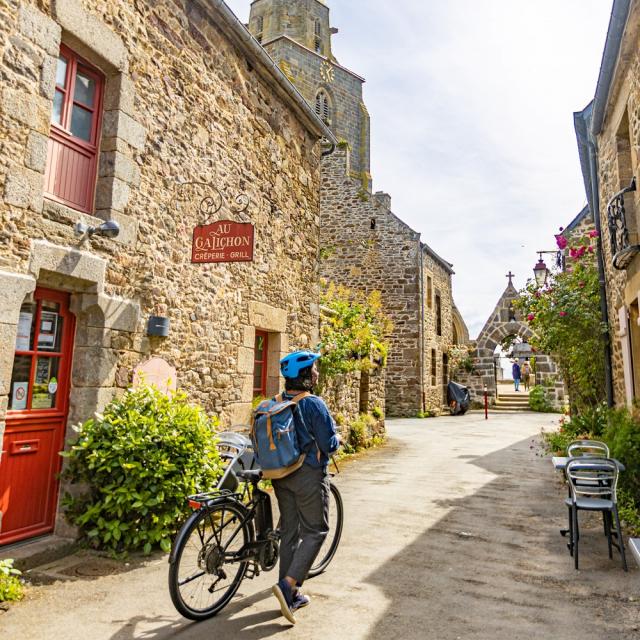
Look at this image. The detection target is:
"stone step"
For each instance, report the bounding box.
[494,401,530,410]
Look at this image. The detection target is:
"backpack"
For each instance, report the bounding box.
[250,392,310,480]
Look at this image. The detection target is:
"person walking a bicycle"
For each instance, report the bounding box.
[258,350,340,624]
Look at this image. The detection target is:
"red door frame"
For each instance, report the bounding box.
[0,288,76,545]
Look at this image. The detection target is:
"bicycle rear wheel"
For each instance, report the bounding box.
[168,501,252,620]
[308,482,343,577]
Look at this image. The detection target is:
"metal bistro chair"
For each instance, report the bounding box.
[565,457,628,571]
[567,440,610,458]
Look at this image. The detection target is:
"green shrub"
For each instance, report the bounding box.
[334,412,346,427]
[372,406,383,419]
[603,408,640,513]
[0,559,24,602]
[61,386,223,555]
[529,386,554,413]
[344,413,379,452]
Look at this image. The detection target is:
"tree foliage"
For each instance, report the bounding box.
[318,283,392,379]
[516,230,607,414]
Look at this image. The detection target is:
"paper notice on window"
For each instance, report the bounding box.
[37,311,58,350]
[11,382,28,410]
[15,312,32,351]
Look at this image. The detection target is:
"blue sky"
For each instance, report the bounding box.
[224,0,612,336]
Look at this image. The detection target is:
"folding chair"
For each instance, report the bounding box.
[565,457,627,571]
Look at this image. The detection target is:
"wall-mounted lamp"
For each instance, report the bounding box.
[74,220,120,238]
[147,316,170,337]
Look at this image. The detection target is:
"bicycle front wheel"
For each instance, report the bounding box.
[168,501,252,620]
[308,481,343,578]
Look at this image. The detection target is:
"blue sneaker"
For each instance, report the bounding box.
[272,579,296,624]
[291,590,311,611]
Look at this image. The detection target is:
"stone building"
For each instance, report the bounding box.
[0,0,335,546]
[248,0,465,416]
[575,0,640,406]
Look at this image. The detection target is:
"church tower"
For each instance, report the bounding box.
[249,0,371,181]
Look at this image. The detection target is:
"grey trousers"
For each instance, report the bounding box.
[273,463,330,584]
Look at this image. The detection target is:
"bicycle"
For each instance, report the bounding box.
[168,431,344,621]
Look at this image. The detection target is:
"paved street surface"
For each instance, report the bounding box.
[2,412,640,639]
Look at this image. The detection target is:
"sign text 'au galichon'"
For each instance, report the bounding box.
[191,220,255,264]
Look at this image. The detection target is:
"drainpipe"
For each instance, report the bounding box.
[587,132,615,407]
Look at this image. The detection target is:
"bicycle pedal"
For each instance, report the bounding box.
[244,562,260,580]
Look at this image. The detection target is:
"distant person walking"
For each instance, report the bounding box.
[512,360,521,392]
[521,359,531,391]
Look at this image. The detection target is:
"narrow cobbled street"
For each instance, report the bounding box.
[3,412,639,640]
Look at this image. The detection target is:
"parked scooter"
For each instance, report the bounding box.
[447,381,470,415]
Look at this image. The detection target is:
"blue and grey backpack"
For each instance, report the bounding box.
[250,392,310,479]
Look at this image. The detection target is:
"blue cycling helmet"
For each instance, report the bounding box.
[280,351,321,379]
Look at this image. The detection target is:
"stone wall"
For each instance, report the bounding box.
[319,148,423,417]
[321,366,386,439]
[422,248,455,412]
[592,2,640,406]
[0,0,328,539]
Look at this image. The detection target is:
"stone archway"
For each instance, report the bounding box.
[455,281,565,409]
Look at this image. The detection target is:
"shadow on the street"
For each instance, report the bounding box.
[108,587,287,640]
[362,433,640,640]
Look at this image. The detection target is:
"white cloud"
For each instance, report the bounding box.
[224,0,611,336]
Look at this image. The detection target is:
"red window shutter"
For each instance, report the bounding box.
[44,45,104,214]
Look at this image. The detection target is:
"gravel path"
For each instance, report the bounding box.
[2,412,639,639]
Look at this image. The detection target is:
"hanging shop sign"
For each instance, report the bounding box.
[192,220,254,264]
[173,180,259,265]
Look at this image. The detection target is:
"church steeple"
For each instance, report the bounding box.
[248,0,370,181]
[249,0,333,58]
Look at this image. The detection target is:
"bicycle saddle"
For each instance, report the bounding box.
[236,469,263,483]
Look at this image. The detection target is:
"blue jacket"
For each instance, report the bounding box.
[512,363,521,379]
[283,392,340,469]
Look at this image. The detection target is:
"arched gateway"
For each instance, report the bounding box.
[457,277,565,409]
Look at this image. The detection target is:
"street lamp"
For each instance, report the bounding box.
[533,255,548,288]
[533,250,562,287]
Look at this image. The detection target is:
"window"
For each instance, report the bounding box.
[430,349,437,386]
[44,44,104,214]
[435,294,442,336]
[314,19,322,53]
[253,331,269,398]
[315,90,331,126]
[9,291,73,412]
[255,15,264,44]
[426,276,433,308]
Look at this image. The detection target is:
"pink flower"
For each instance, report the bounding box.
[588,246,594,253]
[569,247,578,258]
[588,230,599,238]
[527,313,535,321]
[556,235,568,250]
[534,291,541,298]
[578,246,586,257]
[559,311,567,317]
[578,281,585,288]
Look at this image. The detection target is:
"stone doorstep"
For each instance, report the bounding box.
[1,535,77,572]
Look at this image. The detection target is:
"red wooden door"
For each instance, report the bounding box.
[0,289,75,545]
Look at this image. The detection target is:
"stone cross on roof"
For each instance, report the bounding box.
[506,271,515,286]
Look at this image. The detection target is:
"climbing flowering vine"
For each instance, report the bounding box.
[516,230,607,414]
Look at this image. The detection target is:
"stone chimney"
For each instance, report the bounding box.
[373,191,391,210]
